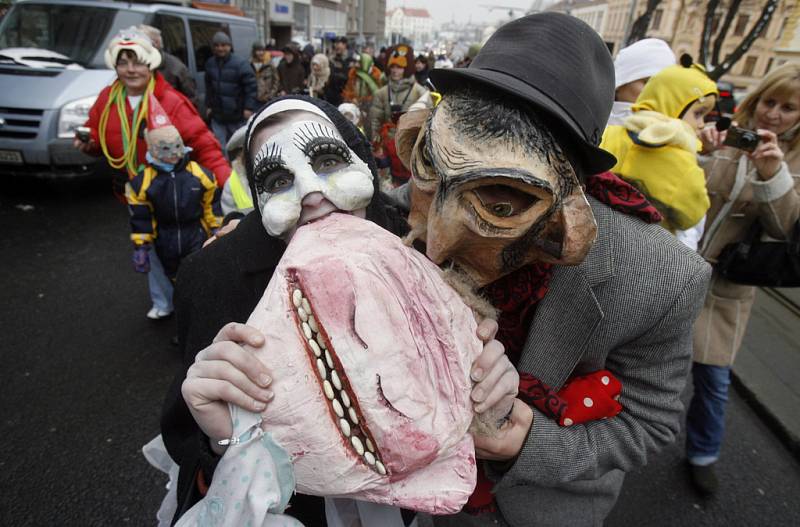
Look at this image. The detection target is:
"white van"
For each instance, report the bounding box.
[0,0,257,179]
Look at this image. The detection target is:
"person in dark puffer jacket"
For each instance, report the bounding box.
[204,32,258,152]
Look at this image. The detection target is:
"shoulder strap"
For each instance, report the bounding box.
[701,154,750,253]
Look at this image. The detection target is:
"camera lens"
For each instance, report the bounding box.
[742,131,759,148]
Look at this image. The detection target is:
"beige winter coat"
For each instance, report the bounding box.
[693,142,800,366]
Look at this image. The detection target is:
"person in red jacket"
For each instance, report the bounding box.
[75,27,231,200]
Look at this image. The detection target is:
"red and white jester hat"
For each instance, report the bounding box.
[144,94,183,150]
[147,94,173,130]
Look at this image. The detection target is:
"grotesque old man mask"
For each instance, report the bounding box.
[399,88,598,287]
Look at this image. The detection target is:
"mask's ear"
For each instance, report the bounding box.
[396,109,431,171]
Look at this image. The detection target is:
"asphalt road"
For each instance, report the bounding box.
[1,178,799,526]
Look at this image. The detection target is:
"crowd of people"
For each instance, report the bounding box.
[72,15,799,527]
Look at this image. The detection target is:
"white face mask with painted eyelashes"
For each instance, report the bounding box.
[252,120,374,238]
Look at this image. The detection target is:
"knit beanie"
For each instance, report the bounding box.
[212,32,232,46]
[614,38,676,89]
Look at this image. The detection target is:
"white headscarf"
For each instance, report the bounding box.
[308,54,331,98]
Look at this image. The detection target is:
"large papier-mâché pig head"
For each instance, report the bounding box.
[398,92,597,288]
[242,213,481,513]
[193,96,482,516]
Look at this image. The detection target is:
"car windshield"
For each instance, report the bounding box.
[0,3,137,68]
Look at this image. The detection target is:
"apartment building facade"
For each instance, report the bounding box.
[548,0,800,91]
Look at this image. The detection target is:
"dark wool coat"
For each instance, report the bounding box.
[160,52,197,106]
[327,53,350,106]
[277,58,307,95]
[204,53,258,122]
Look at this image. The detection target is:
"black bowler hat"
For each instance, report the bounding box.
[430,13,617,175]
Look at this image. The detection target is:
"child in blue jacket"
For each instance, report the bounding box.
[126,119,222,314]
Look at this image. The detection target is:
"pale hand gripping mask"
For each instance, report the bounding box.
[183,214,482,522]
[397,98,597,288]
[252,120,375,237]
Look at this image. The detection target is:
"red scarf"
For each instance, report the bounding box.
[464,172,660,515]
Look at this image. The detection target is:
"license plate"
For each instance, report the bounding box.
[0,149,23,164]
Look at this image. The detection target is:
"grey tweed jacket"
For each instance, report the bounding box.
[431,196,712,527]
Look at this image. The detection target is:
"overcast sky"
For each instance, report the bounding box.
[387,0,547,26]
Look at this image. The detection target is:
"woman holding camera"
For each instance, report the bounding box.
[687,63,800,495]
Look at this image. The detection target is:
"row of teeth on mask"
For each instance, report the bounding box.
[291,287,388,476]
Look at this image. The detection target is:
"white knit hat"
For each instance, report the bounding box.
[614,38,676,89]
[104,26,162,70]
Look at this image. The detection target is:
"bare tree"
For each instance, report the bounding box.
[625,0,664,45]
[698,0,722,66]
[699,0,780,80]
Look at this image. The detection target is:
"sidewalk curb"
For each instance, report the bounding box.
[732,370,800,462]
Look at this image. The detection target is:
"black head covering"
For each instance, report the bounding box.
[430,12,616,176]
[244,95,408,238]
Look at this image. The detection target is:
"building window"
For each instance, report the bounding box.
[765,58,774,75]
[153,14,188,67]
[734,14,750,36]
[294,2,309,38]
[741,55,758,76]
[651,9,663,31]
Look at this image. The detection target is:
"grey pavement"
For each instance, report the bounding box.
[608,378,800,526]
[735,287,800,459]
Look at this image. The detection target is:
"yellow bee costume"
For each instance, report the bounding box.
[601,63,718,232]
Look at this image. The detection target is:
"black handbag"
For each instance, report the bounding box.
[716,219,800,287]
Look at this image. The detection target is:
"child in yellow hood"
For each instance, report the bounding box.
[601,57,718,243]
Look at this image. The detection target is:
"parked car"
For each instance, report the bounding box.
[0,0,257,179]
[705,80,737,124]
